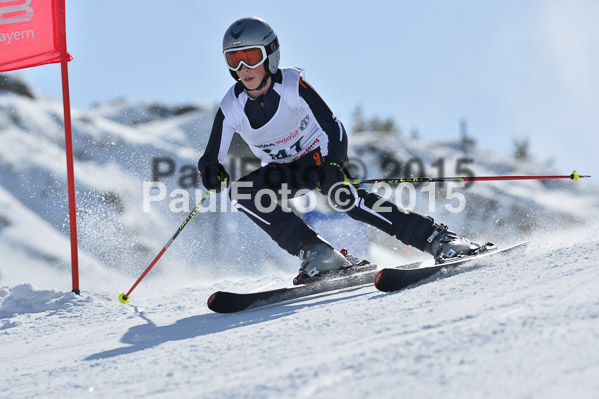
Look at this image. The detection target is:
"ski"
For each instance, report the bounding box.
[374,241,529,292]
[207,261,422,313]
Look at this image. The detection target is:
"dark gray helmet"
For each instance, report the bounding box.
[223,17,280,79]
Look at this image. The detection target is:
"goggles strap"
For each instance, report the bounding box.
[266,37,279,56]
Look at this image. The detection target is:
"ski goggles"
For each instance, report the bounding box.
[224,45,267,71]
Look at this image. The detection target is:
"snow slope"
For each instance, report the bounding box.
[1,225,598,398]
[0,184,124,290]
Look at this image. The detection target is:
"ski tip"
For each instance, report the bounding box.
[374,269,398,292]
[374,269,384,287]
[207,291,220,309]
[118,293,129,304]
[207,291,258,313]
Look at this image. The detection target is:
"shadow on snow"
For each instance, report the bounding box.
[84,263,490,361]
[84,288,371,361]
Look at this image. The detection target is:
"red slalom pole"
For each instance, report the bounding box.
[350,170,591,185]
[118,193,209,304]
[61,60,80,295]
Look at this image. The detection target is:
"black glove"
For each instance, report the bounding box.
[319,159,356,212]
[200,162,230,193]
[319,160,347,195]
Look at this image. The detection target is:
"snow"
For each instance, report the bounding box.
[1,77,598,398]
[1,228,598,398]
[0,284,80,317]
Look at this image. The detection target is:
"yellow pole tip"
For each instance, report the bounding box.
[571,170,580,183]
[118,293,129,304]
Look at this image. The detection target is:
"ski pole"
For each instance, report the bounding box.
[349,170,590,185]
[118,192,210,304]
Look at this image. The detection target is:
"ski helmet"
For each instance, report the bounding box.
[223,17,280,81]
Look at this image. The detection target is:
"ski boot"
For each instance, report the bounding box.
[293,242,353,285]
[425,224,491,263]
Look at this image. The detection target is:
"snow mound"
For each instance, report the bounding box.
[0,284,81,318]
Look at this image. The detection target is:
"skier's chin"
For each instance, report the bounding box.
[242,78,258,90]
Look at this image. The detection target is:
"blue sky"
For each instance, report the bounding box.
[9,0,599,176]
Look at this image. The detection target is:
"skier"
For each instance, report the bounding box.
[198,17,484,284]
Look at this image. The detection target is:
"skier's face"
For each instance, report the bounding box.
[237,64,267,91]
